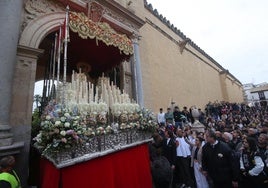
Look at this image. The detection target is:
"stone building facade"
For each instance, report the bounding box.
[139,3,243,110]
[0,0,243,186]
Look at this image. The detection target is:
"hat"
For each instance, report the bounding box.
[0,156,15,169]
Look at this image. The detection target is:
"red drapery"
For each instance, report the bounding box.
[40,144,153,188]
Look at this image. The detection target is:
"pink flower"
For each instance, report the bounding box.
[73,133,79,140]
[66,130,74,135]
[61,138,67,143]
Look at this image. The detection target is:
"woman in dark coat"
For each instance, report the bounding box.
[240,137,265,188]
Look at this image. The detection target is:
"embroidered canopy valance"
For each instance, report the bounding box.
[69,11,134,55]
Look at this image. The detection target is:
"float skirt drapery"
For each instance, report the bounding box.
[39,143,153,188]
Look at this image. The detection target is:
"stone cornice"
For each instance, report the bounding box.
[0,141,24,157]
[145,18,220,73]
[17,45,44,59]
[96,0,145,29]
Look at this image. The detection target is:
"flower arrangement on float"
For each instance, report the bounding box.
[34,104,88,155]
[34,102,157,158]
[33,72,158,162]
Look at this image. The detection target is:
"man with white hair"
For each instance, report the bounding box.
[202,130,239,188]
[248,128,258,142]
[222,132,235,150]
[223,132,233,141]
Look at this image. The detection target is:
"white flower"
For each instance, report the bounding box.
[73,116,80,120]
[64,122,70,128]
[218,153,223,158]
[64,113,71,118]
[55,121,61,126]
[98,127,104,131]
[106,126,112,133]
[34,133,42,143]
[61,117,66,122]
[46,115,51,120]
[60,130,66,136]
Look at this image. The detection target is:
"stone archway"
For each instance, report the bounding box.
[11,12,66,127]
[15,9,135,127]
[19,12,65,48]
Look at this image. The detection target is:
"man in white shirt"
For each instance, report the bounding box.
[174,128,194,188]
[157,108,166,127]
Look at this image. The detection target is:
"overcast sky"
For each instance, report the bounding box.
[146,0,268,84]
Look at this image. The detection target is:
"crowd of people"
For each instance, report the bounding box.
[1,101,268,188]
[150,101,268,188]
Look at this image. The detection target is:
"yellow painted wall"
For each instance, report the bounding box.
[225,76,244,102]
[114,0,244,111]
[137,2,242,112]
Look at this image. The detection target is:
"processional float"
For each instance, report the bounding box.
[34,6,157,168]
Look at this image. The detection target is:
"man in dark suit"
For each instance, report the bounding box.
[202,130,238,188]
[162,129,177,169]
[161,129,177,188]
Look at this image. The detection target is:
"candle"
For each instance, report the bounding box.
[80,83,83,103]
[85,82,88,103]
[105,92,108,108]
[111,95,114,107]
[71,70,74,89]
[95,87,98,103]
[101,79,103,91]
